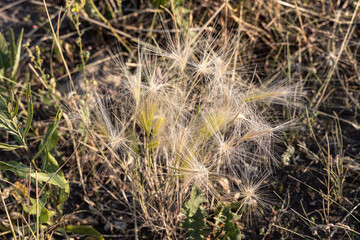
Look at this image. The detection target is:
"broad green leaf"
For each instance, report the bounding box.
[10,28,23,79]
[39,207,50,223]
[65,225,104,240]
[20,194,54,224]
[215,209,242,240]
[23,84,33,137]
[33,110,63,160]
[28,192,49,215]
[180,187,208,240]
[0,142,25,151]
[0,161,69,194]
[40,208,56,224]
[183,187,206,217]
[45,128,59,152]
[182,207,208,240]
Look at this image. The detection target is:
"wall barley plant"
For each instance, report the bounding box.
[75,24,300,238]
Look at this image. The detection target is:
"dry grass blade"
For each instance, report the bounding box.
[42,0,77,95]
[314,0,360,109]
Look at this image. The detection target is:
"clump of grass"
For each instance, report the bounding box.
[75,24,300,237]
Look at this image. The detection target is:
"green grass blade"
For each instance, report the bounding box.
[0,32,8,70]
[0,142,26,151]
[10,28,23,80]
[23,84,33,137]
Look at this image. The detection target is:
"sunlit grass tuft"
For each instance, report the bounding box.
[74,24,301,236]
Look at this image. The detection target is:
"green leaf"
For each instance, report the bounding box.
[182,187,206,217]
[0,161,69,194]
[11,97,19,118]
[0,32,8,69]
[23,84,33,137]
[8,29,15,67]
[28,192,48,215]
[33,110,62,160]
[182,207,208,240]
[39,207,50,223]
[215,208,242,240]
[57,227,69,238]
[20,193,54,224]
[180,187,208,240]
[41,150,59,173]
[57,186,69,205]
[0,115,17,135]
[0,142,25,151]
[0,94,7,110]
[10,28,23,79]
[0,32,8,54]
[0,94,23,141]
[45,128,59,152]
[152,0,167,8]
[39,208,56,224]
[65,225,104,240]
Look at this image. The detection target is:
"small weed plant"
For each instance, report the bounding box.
[0,29,103,240]
[76,25,300,238]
